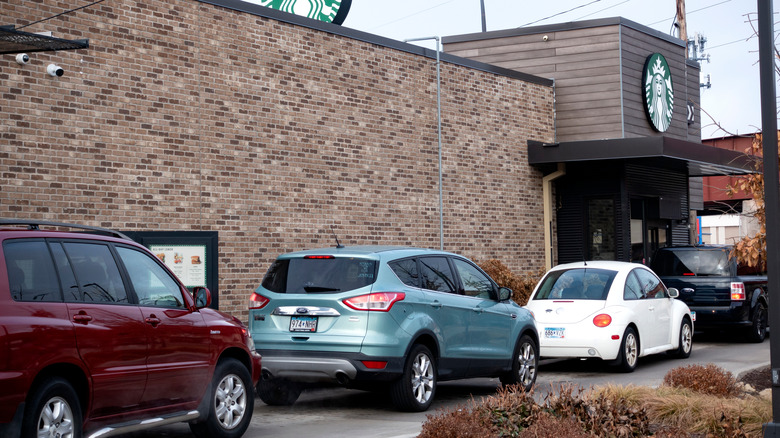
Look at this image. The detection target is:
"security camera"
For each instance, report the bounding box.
[46,64,64,77]
[16,53,30,65]
[542,35,549,42]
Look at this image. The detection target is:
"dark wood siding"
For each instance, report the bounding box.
[556,163,622,264]
[445,25,624,142]
[444,19,701,144]
[625,162,690,246]
[619,27,689,140]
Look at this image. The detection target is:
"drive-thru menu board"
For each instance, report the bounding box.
[149,244,207,288]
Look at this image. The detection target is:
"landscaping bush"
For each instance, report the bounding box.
[475,259,543,305]
[662,363,741,397]
[419,372,772,437]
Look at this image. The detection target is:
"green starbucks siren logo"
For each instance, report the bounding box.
[252,0,351,25]
[642,53,674,132]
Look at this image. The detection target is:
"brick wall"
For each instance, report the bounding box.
[1,0,555,319]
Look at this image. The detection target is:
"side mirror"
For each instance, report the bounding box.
[498,287,513,301]
[193,286,212,308]
[667,287,679,298]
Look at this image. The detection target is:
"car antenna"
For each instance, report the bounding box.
[330,226,345,249]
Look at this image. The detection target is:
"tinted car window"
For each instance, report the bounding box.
[651,248,731,276]
[388,258,419,288]
[117,246,184,308]
[534,268,617,300]
[49,242,80,302]
[262,257,378,293]
[65,242,129,303]
[624,271,643,300]
[4,240,61,302]
[452,258,493,298]
[634,268,666,298]
[419,256,456,293]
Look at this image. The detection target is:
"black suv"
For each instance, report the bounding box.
[651,245,769,342]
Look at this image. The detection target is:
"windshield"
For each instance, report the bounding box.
[533,268,617,300]
[651,248,731,276]
[261,257,378,293]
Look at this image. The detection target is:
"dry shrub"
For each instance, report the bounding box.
[476,259,543,305]
[518,411,589,438]
[548,384,650,437]
[420,377,771,437]
[662,364,742,397]
[417,400,491,438]
[476,385,541,435]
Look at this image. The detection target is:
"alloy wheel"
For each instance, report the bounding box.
[38,396,75,438]
[410,352,435,404]
[517,341,537,387]
[215,373,248,430]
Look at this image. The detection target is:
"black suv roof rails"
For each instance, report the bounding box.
[0,219,132,241]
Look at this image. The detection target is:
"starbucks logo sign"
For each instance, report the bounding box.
[642,53,674,132]
[247,0,351,25]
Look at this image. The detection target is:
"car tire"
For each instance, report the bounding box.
[390,344,436,412]
[22,377,82,438]
[747,302,768,343]
[614,326,639,373]
[670,317,693,358]
[256,377,302,406]
[190,358,254,438]
[500,334,538,391]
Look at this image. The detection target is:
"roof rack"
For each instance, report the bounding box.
[0,219,132,241]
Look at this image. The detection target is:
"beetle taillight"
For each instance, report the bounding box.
[593,314,612,327]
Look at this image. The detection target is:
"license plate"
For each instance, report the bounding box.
[544,327,565,339]
[290,316,318,332]
[690,311,696,322]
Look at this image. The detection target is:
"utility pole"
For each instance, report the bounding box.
[676,0,688,57]
[480,0,486,32]
[759,0,780,435]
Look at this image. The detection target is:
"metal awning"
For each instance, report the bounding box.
[0,25,88,54]
[528,136,757,177]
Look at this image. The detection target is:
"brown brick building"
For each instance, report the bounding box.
[1,1,555,318]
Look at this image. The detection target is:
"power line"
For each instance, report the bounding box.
[18,0,107,30]
[520,0,602,27]
[647,0,733,27]
[367,0,459,32]
[574,0,632,21]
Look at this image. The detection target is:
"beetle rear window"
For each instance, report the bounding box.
[534,268,617,300]
[261,257,378,293]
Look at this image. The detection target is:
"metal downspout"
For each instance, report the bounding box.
[543,163,566,270]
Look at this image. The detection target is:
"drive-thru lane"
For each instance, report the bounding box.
[123,334,770,438]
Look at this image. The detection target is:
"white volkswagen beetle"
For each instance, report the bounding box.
[526,261,693,372]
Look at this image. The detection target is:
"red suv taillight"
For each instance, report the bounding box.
[731,282,746,300]
[249,292,270,309]
[343,292,405,311]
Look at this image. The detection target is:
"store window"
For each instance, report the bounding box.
[588,198,615,260]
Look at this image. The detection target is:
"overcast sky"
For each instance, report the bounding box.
[339,0,779,140]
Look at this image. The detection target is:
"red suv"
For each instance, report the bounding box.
[0,220,261,438]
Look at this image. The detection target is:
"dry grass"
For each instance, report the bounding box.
[593,384,772,437]
[419,366,772,438]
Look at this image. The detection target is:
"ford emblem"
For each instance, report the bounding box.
[297,308,308,314]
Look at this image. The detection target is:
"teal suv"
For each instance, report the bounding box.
[248,246,538,411]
